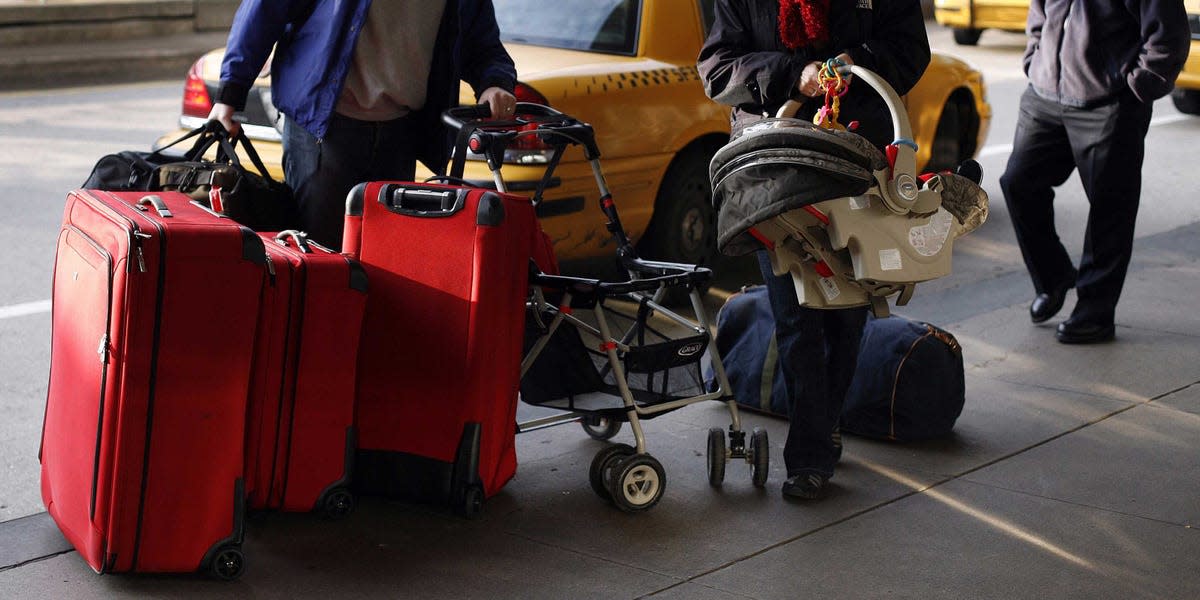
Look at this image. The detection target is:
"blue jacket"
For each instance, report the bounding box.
[216,0,516,172]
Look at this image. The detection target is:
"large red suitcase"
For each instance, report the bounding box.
[342,182,536,516]
[40,190,266,579]
[245,231,367,517]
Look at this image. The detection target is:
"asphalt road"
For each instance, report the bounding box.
[1,25,1197,523]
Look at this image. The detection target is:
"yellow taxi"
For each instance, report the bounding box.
[160,0,991,267]
[1173,0,1200,114]
[934,0,1028,45]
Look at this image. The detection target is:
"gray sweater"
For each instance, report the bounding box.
[1024,0,1190,108]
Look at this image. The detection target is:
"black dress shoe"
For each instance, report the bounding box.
[1056,317,1115,344]
[1030,283,1072,323]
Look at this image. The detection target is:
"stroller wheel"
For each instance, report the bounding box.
[589,443,636,501]
[706,428,726,486]
[750,428,770,488]
[581,416,622,441]
[609,454,666,512]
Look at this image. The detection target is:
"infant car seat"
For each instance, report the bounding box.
[710,66,988,316]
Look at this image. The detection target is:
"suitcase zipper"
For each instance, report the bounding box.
[55,225,116,525]
[133,233,151,273]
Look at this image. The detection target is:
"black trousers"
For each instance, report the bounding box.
[999,86,1153,324]
[756,251,867,479]
[283,113,419,250]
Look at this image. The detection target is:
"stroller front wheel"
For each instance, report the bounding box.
[706,428,726,486]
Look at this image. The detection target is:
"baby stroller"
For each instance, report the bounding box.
[709,65,989,316]
[442,103,767,513]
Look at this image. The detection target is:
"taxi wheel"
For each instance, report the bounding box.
[1172,89,1200,115]
[952,28,982,46]
[639,146,719,270]
[926,89,980,173]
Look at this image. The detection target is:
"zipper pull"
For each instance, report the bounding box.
[133,232,151,273]
[97,334,109,364]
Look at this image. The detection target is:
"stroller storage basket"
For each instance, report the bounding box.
[521,303,709,418]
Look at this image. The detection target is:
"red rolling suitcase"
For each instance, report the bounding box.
[40,190,267,579]
[342,181,536,516]
[245,230,367,517]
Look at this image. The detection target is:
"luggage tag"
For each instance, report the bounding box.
[209,185,225,213]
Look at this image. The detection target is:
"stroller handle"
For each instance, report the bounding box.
[443,102,603,181]
[775,65,912,146]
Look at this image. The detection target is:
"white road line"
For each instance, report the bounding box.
[0,300,51,320]
[977,113,1192,159]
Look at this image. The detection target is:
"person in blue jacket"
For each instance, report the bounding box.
[208,0,517,248]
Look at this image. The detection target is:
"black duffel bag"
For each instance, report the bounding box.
[83,121,297,231]
[82,124,214,192]
[841,316,965,441]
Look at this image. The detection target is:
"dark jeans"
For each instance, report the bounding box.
[999,86,1153,324]
[756,251,867,479]
[283,113,419,249]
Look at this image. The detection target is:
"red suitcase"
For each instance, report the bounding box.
[342,182,536,516]
[40,190,266,579]
[245,231,367,517]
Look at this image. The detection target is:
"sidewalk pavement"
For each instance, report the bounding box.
[1,219,1198,597]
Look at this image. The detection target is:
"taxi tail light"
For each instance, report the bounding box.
[182,57,213,118]
[511,82,551,154]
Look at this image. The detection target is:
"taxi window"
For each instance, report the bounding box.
[494,0,642,56]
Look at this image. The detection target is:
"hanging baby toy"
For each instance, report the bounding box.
[812,58,850,131]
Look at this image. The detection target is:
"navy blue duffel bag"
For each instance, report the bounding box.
[707,286,788,416]
[841,316,965,441]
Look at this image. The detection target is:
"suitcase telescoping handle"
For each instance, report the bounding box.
[274,230,311,253]
[137,195,173,218]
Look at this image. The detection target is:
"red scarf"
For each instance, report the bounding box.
[778,0,830,49]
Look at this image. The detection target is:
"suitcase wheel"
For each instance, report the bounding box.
[207,545,245,581]
[458,484,484,520]
[319,487,356,520]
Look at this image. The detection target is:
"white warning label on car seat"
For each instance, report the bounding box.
[908,209,954,257]
[879,249,903,271]
[849,196,871,210]
[818,276,841,301]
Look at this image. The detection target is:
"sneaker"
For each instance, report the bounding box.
[781,473,828,500]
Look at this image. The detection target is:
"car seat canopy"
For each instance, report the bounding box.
[710,119,887,256]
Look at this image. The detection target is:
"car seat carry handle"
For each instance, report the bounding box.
[776,65,920,213]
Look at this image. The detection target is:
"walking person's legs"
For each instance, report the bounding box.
[1057,93,1153,342]
[1000,87,1080,323]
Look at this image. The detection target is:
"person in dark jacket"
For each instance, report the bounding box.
[1000,0,1188,344]
[698,0,929,499]
[208,0,517,249]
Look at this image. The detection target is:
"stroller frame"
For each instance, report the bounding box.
[442,103,768,512]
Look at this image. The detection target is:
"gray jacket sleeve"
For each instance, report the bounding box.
[1125,0,1190,103]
